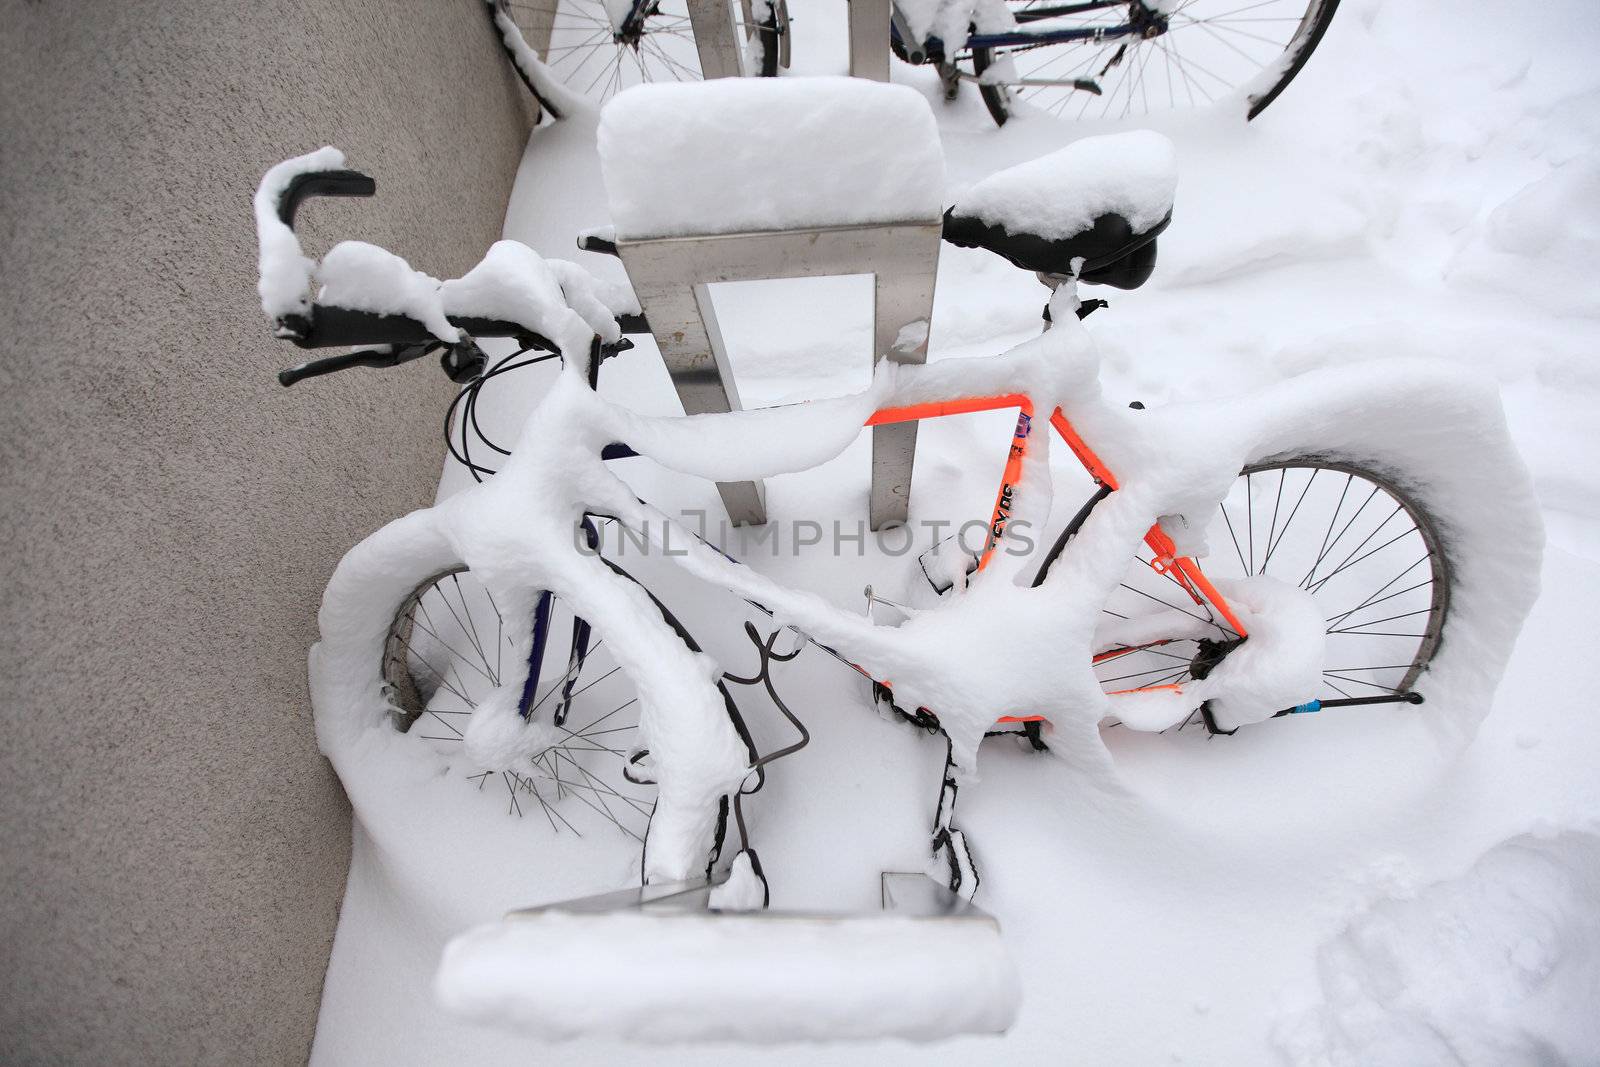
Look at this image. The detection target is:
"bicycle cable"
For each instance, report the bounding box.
[445,344,560,482]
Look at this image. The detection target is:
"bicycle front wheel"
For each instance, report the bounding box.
[969,0,1339,126]
[501,0,786,106]
[386,564,698,845]
[1035,458,1450,729]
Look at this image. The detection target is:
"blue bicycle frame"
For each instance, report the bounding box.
[893,0,1151,55]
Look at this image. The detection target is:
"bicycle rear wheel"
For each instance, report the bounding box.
[1035,458,1450,730]
[969,0,1339,126]
[500,0,786,106]
[385,563,741,847]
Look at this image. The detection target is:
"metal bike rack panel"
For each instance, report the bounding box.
[687,0,747,79]
[617,221,941,529]
[848,0,893,81]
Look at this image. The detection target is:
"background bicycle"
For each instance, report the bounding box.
[491,0,790,105]
[494,0,1338,126]
[893,0,1341,125]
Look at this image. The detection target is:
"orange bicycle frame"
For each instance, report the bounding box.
[865,393,1248,722]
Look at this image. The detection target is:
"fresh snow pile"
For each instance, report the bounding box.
[1275,831,1600,1065]
[436,908,1019,1043]
[598,78,945,239]
[949,130,1178,239]
[1446,153,1600,318]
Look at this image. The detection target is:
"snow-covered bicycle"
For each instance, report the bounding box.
[255,126,1538,1040]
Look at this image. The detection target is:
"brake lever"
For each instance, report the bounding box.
[278,342,436,387]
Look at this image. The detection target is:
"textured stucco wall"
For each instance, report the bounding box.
[0,1,533,1061]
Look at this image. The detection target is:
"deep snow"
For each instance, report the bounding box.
[308,1,1600,1063]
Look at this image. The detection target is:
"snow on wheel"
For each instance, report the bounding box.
[384,565,659,841]
[1041,458,1450,733]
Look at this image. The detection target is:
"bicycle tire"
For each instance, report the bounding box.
[1032,457,1450,726]
[384,557,751,865]
[969,0,1339,127]
[498,0,784,107]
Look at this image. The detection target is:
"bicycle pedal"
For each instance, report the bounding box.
[931,828,979,903]
[623,749,657,785]
[918,535,979,596]
[1199,703,1237,737]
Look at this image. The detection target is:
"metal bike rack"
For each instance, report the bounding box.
[450,870,1017,1041]
[848,0,892,81]
[616,220,940,528]
[504,871,993,922]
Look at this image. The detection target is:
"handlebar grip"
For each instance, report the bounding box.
[276,170,375,230]
[577,232,620,257]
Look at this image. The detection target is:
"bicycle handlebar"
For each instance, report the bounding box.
[275,169,375,228]
[262,159,556,385]
[260,156,650,387]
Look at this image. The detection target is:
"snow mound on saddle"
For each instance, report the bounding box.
[598,77,945,239]
[1274,831,1600,1066]
[952,131,1178,241]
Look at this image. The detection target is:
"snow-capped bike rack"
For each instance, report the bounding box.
[599,78,944,529]
[435,870,1018,1042]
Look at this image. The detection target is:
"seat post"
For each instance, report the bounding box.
[1035,271,1079,328]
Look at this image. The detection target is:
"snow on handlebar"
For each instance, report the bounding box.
[253,149,642,386]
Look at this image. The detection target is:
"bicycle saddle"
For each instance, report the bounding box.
[941,130,1177,290]
[943,208,1169,289]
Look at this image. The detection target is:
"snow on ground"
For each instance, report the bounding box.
[311,1,1600,1062]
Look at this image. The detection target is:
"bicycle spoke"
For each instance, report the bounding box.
[1261,467,1317,572]
[1305,510,1409,594]
[1328,607,1433,635]
[1325,566,1430,628]
[1301,481,1378,589]
[1322,672,1405,694]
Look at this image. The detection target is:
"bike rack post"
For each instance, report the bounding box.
[847,0,893,81]
[616,221,940,528]
[686,0,747,79]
